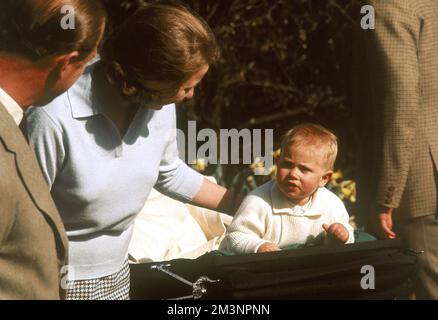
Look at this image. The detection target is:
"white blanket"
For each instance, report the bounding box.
[128,188,232,263]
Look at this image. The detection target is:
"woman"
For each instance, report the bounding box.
[25,2,233,300]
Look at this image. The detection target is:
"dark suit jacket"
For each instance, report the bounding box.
[0,103,68,299]
[353,0,438,222]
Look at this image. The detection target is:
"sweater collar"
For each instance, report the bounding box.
[68,59,102,119]
[270,181,323,217]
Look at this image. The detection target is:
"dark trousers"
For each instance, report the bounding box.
[401,214,438,299]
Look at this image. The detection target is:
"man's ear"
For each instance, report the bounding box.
[319,170,333,187]
[55,51,80,76]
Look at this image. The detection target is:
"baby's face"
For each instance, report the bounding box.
[276,143,332,206]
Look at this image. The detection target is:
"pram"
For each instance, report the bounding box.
[129,238,418,300]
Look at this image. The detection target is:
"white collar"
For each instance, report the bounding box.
[270,181,324,217]
[0,86,23,125]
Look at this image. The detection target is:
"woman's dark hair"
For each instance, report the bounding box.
[100,1,220,101]
[0,0,107,60]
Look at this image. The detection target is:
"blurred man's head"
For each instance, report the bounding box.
[0,0,107,107]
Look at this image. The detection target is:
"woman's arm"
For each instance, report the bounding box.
[190,177,241,215]
[155,105,241,214]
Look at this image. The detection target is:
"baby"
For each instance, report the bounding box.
[221,123,354,254]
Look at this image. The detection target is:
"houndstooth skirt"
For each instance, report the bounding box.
[66,260,130,300]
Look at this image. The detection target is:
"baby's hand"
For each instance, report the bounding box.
[322,223,349,243]
[257,242,281,253]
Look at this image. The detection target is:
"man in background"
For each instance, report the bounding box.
[353,0,438,299]
[0,0,106,299]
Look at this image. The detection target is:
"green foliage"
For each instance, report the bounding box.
[183,0,358,129]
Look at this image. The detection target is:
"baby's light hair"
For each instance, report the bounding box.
[280,123,338,170]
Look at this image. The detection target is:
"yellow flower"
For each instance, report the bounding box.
[339,180,356,203]
[331,170,343,183]
[272,148,281,159]
[193,158,207,172]
[269,164,277,178]
[250,157,266,174]
[250,157,277,176]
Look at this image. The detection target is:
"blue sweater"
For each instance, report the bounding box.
[25,62,204,280]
